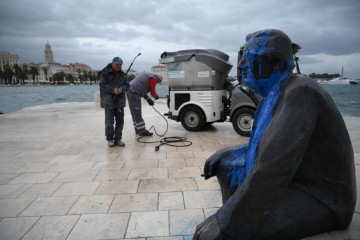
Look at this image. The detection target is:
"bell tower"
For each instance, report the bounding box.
[44,41,54,64]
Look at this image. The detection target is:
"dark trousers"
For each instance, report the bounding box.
[127,92,146,131]
[104,108,124,141]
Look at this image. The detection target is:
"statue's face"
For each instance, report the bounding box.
[238,30,293,97]
[238,31,276,97]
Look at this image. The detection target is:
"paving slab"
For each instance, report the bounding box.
[21,215,79,240]
[126,211,169,238]
[20,183,62,198]
[68,195,114,214]
[0,217,38,240]
[67,213,130,240]
[0,198,35,217]
[159,192,184,210]
[169,209,205,236]
[109,193,158,213]
[19,196,78,216]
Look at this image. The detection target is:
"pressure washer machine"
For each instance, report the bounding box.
[160,49,259,136]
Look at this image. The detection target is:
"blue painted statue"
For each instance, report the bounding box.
[193,29,356,240]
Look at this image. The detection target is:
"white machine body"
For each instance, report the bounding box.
[169,89,227,122]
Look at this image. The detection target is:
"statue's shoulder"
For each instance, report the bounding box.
[284,74,323,97]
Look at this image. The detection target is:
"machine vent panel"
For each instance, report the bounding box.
[175,93,190,110]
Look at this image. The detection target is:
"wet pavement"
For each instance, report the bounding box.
[0,99,359,239]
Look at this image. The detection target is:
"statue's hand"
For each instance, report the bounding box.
[203,145,247,180]
[193,214,225,240]
[203,149,226,180]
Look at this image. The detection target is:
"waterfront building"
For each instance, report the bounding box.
[0,51,20,71]
[151,65,168,84]
[69,63,91,72]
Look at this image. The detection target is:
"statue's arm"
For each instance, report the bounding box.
[203,144,248,180]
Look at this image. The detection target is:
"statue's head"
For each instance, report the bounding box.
[238,29,300,97]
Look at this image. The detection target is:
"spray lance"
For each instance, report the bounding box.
[125,52,141,76]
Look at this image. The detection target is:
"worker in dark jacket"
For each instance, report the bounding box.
[99,57,130,147]
[194,29,356,240]
[127,72,162,136]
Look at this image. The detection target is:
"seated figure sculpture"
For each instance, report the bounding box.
[193,29,356,240]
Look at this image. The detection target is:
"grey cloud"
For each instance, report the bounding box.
[0,0,359,76]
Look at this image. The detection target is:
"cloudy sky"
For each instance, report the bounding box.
[1,0,359,78]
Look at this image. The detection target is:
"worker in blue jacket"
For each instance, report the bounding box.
[99,57,130,147]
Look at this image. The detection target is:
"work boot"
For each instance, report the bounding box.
[115,140,125,146]
[108,140,115,147]
[135,129,139,134]
[138,129,153,136]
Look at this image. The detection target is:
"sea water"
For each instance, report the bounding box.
[0,83,359,116]
[321,84,360,117]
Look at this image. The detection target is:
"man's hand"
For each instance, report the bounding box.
[114,87,122,95]
[193,214,225,240]
[147,98,154,106]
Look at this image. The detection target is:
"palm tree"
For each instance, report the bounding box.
[126,73,136,82]
[95,71,100,84]
[14,64,22,85]
[29,66,39,85]
[66,74,75,84]
[3,64,14,85]
[83,70,88,84]
[19,67,28,85]
[89,71,96,85]
[21,65,28,85]
[53,71,65,85]
[0,69,4,84]
[42,67,48,81]
[77,69,82,84]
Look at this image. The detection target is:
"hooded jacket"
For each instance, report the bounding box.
[99,63,130,109]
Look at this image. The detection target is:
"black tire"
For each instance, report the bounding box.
[180,106,206,131]
[232,108,255,136]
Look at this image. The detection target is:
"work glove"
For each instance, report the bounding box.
[147,98,154,106]
[155,95,159,100]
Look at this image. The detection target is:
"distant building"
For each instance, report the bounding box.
[69,63,91,72]
[1,41,96,84]
[41,42,93,82]
[151,65,168,84]
[0,51,20,71]
[44,41,54,64]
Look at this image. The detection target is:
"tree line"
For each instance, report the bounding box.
[307,73,341,79]
[0,64,100,85]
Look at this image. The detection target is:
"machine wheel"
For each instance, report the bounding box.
[232,108,255,136]
[180,106,206,131]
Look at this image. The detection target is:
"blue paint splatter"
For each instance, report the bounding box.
[241,30,271,96]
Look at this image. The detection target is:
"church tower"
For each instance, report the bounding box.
[44,41,54,64]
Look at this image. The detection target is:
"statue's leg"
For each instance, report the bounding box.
[216,171,233,203]
[256,187,339,240]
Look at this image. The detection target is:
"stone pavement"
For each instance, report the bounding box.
[0,99,359,240]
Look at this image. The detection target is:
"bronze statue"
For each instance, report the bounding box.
[194,29,356,240]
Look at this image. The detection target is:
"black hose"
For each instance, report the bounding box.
[136,105,192,151]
